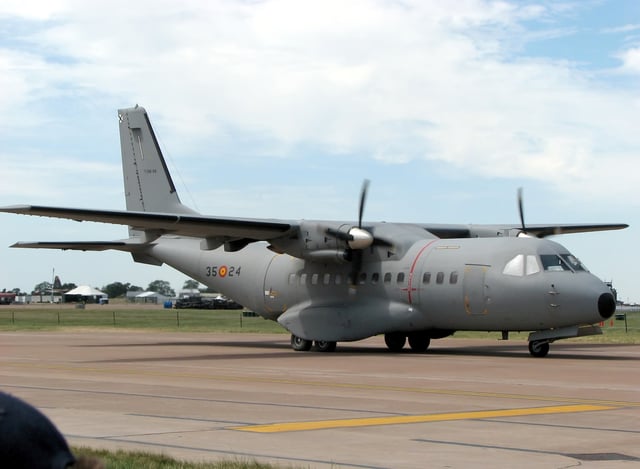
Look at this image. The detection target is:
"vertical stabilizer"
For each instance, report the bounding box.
[118,106,197,216]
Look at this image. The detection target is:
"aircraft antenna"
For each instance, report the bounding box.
[156,134,201,213]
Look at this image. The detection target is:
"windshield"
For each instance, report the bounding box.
[503,252,588,276]
[540,254,587,272]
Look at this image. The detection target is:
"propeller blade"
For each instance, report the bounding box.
[350,250,363,285]
[358,179,370,229]
[517,187,525,232]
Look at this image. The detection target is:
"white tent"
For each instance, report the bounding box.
[65,285,105,296]
[63,285,107,303]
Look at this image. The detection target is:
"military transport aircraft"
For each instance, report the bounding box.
[0,106,628,357]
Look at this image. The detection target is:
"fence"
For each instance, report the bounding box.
[0,308,283,333]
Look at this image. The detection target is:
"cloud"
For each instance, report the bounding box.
[1,0,639,207]
[0,154,121,204]
[602,23,640,34]
[617,46,640,73]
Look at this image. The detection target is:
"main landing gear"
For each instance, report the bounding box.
[384,332,431,353]
[290,332,434,353]
[290,335,337,352]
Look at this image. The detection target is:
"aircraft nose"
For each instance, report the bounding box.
[598,292,616,319]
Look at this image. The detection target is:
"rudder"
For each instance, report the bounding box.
[118,105,197,215]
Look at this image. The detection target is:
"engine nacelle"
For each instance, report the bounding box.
[268,221,372,263]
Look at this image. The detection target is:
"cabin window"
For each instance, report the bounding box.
[422,272,431,284]
[384,273,392,284]
[311,273,319,285]
[323,273,331,285]
[359,272,367,285]
[450,271,458,284]
[436,272,444,284]
[335,273,343,285]
[397,272,405,284]
[288,273,296,285]
[371,272,380,284]
[300,273,307,285]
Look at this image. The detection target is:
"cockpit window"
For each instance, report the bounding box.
[504,253,581,275]
[540,254,572,272]
[503,254,541,277]
[526,255,541,275]
[503,254,524,276]
[560,254,587,271]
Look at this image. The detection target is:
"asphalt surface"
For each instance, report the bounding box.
[1,331,639,468]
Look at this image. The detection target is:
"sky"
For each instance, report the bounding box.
[0,0,639,301]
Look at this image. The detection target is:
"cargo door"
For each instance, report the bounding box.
[463,264,490,315]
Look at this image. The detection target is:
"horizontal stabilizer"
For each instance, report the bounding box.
[10,241,134,251]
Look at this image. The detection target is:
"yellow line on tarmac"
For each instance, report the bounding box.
[232,404,615,433]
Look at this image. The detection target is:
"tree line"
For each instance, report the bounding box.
[5,279,203,298]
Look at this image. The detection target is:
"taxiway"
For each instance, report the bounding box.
[1,331,638,468]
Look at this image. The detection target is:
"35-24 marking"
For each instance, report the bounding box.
[205,265,241,278]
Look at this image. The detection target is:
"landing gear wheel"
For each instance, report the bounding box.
[384,332,406,352]
[291,335,312,351]
[408,333,431,353]
[314,340,337,352]
[528,340,550,358]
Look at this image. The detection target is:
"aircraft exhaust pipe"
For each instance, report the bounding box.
[598,292,616,319]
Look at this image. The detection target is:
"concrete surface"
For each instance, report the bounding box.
[1,331,638,468]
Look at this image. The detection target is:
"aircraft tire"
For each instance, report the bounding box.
[528,340,550,358]
[291,335,313,351]
[314,340,337,352]
[384,332,406,352]
[408,333,430,353]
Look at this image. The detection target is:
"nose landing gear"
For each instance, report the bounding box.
[528,340,550,358]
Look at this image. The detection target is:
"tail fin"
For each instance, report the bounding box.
[118,105,197,216]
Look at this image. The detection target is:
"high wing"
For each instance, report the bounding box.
[421,223,629,239]
[0,204,627,252]
[0,205,294,243]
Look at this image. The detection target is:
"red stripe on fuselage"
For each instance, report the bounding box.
[407,240,437,304]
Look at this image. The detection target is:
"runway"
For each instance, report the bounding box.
[1,331,639,468]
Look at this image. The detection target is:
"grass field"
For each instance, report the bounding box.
[1,303,639,343]
[72,447,286,469]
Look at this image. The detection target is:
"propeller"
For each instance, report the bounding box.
[325,180,373,285]
[326,180,373,250]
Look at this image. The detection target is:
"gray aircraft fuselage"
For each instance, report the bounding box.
[0,105,623,357]
[150,233,612,342]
